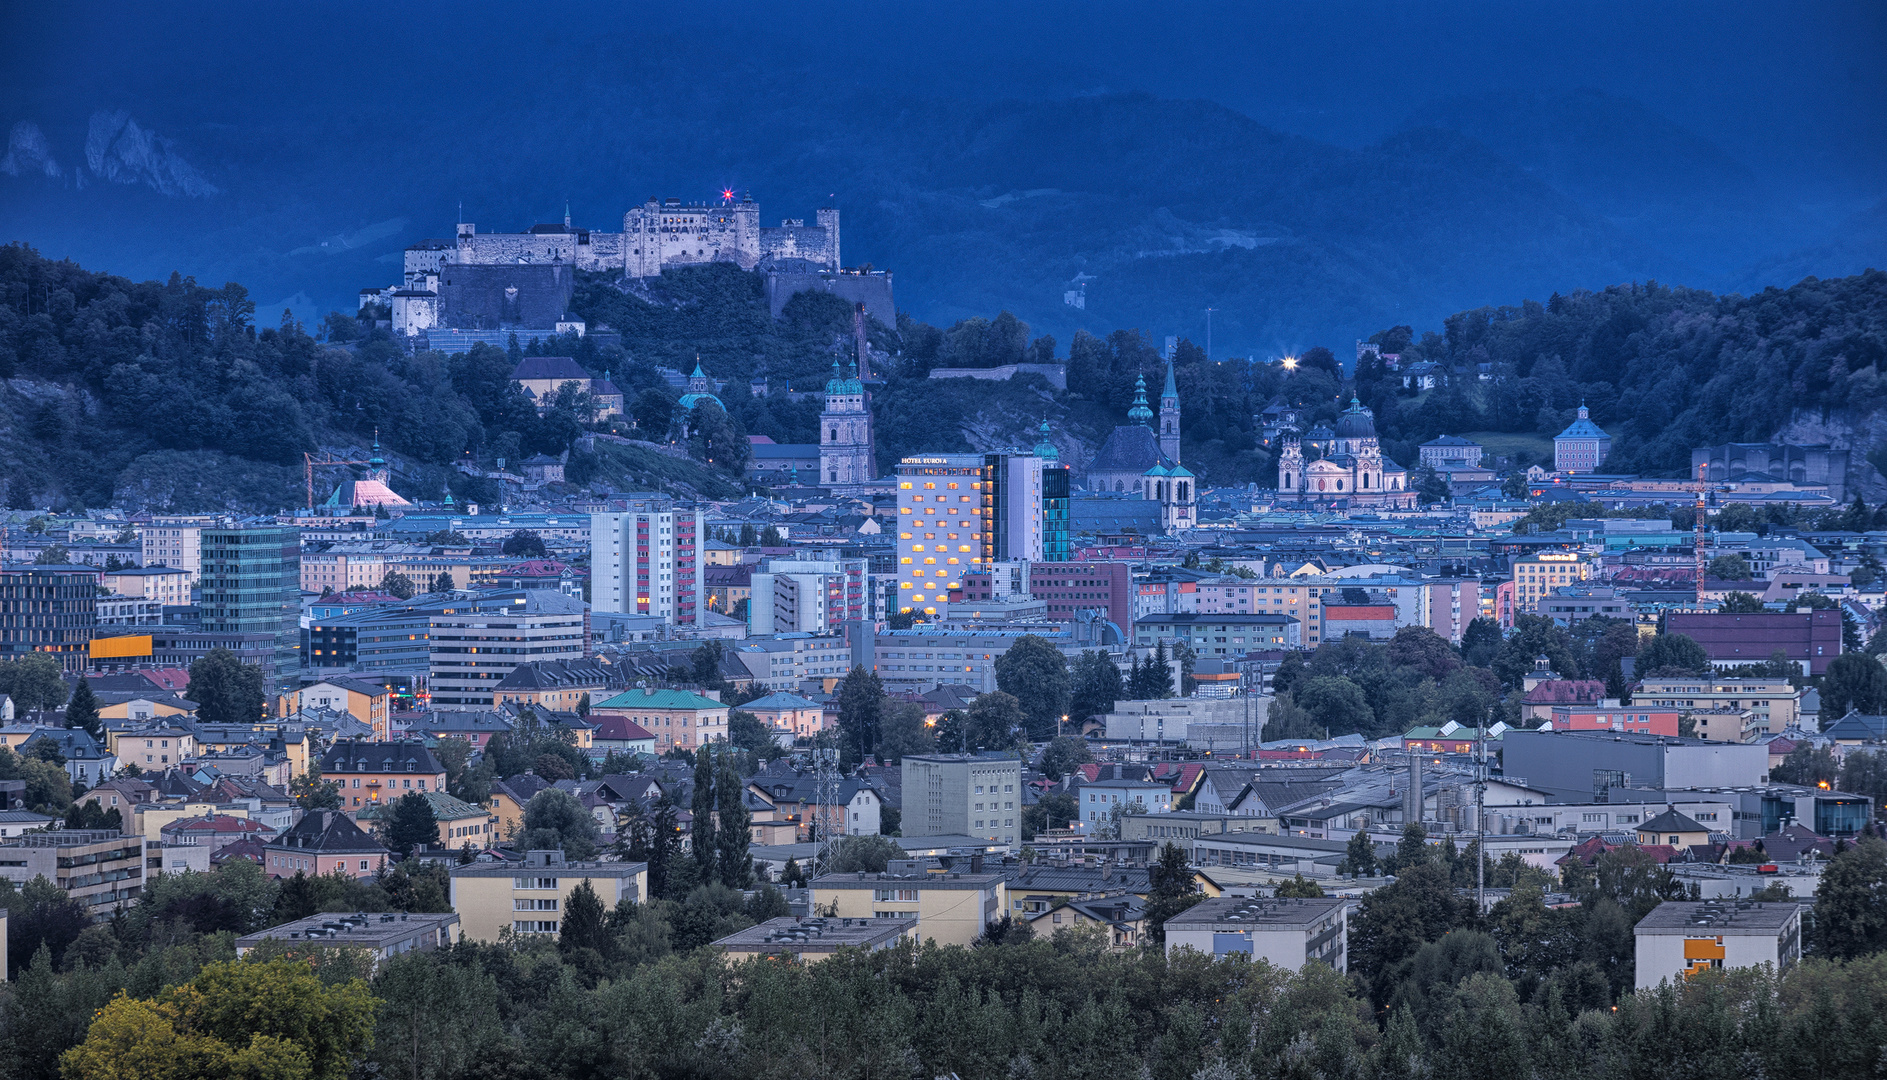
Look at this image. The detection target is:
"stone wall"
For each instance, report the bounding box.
[764,269,894,325]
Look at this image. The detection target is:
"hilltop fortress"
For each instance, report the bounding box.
[423,195,839,278]
[365,194,891,341]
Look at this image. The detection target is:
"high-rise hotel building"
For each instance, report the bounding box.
[591,496,707,625]
[896,452,1046,617]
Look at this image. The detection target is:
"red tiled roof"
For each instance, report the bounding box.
[163,814,271,836]
[593,716,655,741]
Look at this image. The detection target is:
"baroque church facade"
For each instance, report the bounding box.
[1082,362,1195,530]
[1277,398,1415,509]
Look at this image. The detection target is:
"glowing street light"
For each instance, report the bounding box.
[1281,355,1299,371]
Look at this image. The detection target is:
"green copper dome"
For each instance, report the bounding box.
[1033,419,1059,461]
[1127,374,1154,425]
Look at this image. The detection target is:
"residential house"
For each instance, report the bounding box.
[589,687,729,752]
[319,740,447,810]
[591,716,656,758]
[18,728,117,787]
[358,790,498,850]
[284,678,391,740]
[160,814,276,855]
[1024,894,1148,949]
[741,691,829,738]
[1636,809,1714,849]
[262,810,390,880]
[491,658,614,712]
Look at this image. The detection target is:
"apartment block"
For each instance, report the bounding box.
[1636,676,1801,736]
[1164,896,1350,972]
[1512,552,1591,615]
[449,849,647,941]
[0,830,146,914]
[1634,901,1802,990]
[141,516,215,580]
[810,865,1007,947]
[590,498,707,625]
[902,753,1023,846]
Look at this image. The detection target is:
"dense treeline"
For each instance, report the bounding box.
[1348,271,1887,474]
[7,834,1887,1080]
[6,247,1882,505]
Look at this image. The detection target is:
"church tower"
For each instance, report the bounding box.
[819,358,875,488]
[1158,359,1181,462]
[1278,436,1304,501]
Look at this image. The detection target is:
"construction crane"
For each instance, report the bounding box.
[1691,461,1732,597]
[304,451,372,511]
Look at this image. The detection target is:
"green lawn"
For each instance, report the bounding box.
[1459,431,1555,460]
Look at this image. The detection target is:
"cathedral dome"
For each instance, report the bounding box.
[1033,420,1059,461]
[825,358,863,396]
[1334,397,1376,439]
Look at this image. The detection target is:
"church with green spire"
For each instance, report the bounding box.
[1084,369,1180,494]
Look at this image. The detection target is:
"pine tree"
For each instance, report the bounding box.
[715,747,753,888]
[558,879,610,958]
[65,678,102,741]
[691,744,717,880]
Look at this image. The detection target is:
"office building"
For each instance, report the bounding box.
[1499,730,1771,801]
[1633,901,1802,990]
[902,753,1023,846]
[0,565,99,672]
[449,849,647,941]
[896,451,1048,616]
[1163,896,1350,972]
[199,523,301,687]
[428,590,587,706]
[590,497,707,625]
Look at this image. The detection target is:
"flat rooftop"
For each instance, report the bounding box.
[1634,901,1803,934]
[236,911,458,950]
[1165,896,1348,931]
[714,916,911,952]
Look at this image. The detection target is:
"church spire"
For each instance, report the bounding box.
[1127,374,1154,426]
[1158,360,1181,462]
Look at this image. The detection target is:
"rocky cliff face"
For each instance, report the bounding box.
[1773,410,1887,501]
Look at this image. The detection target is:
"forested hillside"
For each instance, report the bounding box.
[1341,270,1887,477]
[5,241,1883,508]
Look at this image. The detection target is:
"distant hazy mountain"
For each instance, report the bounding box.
[1397,88,1839,283]
[0,78,1866,355]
